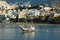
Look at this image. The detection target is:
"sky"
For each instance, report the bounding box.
[3,0,53,5]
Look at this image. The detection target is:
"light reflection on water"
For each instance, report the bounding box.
[0,24,60,40]
[21,32,35,40]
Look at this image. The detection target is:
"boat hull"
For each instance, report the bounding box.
[21,30,34,33]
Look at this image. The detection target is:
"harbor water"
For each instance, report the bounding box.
[0,23,60,40]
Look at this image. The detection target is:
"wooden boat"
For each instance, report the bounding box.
[19,25,35,32]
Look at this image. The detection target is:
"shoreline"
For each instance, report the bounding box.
[0,22,60,26]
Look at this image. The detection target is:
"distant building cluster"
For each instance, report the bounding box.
[0,1,60,23]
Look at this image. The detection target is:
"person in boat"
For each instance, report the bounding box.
[30,26,32,29]
[29,25,35,32]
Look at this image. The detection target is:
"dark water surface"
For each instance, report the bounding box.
[0,24,60,40]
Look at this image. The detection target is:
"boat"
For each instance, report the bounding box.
[19,25,35,32]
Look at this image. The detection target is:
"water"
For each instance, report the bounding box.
[0,24,60,40]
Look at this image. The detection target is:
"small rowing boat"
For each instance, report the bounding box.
[19,25,35,32]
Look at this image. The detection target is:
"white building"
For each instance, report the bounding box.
[44,7,52,10]
[29,9,40,17]
[6,10,17,19]
[10,4,18,9]
[0,1,11,10]
[18,9,28,19]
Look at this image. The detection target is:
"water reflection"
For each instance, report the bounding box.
[21,32,35,40]
[21,32,35,37]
